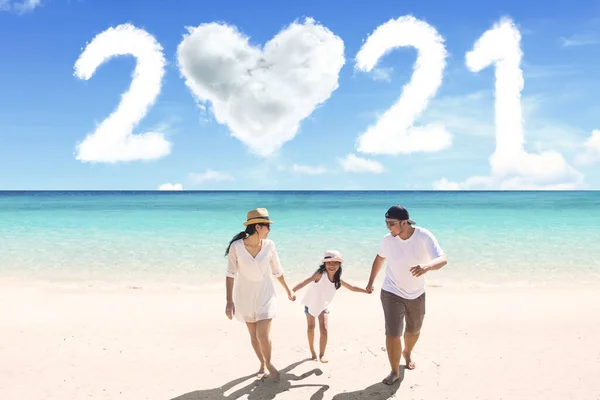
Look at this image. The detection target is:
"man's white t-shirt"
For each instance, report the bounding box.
[378,226,444,300]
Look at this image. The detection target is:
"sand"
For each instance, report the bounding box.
[1,279,599,400]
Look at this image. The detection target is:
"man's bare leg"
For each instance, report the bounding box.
[245,322,266,377]
[306,314,318,360]
[383,335,402,385]
[256,319,279,381]
[318,312,329,363]
[403,332,420,370]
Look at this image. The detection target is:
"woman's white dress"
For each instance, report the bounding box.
[226,238,284,323]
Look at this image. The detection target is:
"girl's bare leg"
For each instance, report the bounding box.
[318,312,329,363]
[306,314,317,360]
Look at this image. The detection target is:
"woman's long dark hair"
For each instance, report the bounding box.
[315,263,342,290]
[224,223,269,256]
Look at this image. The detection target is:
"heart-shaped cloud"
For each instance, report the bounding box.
[177,17,345,157]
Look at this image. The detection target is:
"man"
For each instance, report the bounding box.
[366,204,447,385]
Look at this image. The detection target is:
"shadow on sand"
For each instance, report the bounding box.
[330,366,405,400]
[171,358,330,400]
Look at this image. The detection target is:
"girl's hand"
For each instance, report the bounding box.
[225,301,235,320]
[288,291,296,301]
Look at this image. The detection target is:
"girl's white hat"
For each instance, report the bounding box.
[321,250,344,264]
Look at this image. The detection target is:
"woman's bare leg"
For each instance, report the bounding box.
[245,322,266,377]
[256,319,279,381]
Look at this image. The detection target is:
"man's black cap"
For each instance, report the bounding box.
[385,205,416,225]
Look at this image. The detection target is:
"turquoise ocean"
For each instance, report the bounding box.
[1,191,599,289]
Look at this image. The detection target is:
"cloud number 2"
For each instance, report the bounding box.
[354,15,452,155]
[73,24,171,163]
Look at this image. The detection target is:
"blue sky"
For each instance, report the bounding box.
[1,0,600,190]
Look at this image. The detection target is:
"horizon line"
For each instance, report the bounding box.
[1,189,599,193]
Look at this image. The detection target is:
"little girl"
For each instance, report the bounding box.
[292,250,370,363]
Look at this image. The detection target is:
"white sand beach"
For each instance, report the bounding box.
[2,280,599,400]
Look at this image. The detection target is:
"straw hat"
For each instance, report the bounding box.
[321,250,344,263]
[243,208,274,226]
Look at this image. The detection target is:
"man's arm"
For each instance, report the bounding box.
[423,255,447,271]
[410,255,447,277]
[410,229,448,277]
[366,254,386,293]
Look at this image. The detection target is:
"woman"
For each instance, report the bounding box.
[224,207,295,381]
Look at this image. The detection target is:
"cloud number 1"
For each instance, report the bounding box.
[466,17,579,185]
[73,24,171,163]
[354,15,452,155]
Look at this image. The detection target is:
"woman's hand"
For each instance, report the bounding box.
[288,291,296,301]
[225,301,235,320]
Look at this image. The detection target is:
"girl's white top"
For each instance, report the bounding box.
[226,238,284,323]
[302,272,338,317]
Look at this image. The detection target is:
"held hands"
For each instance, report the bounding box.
[410,264,429,277]
[225,301,235,320]
[365,284,375,294]
[287,290,296,301]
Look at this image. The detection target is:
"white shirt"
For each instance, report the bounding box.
[378,226,444,299]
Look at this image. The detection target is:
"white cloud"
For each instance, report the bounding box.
[431,178,461,190]
[433,17,585,190]
[188,170,235,185]
[527,122,588,153]
[421,91,495,138]
[422,91,583,146]
[338,154,385,174]
[354,15,452,155]
[148,114,183,138]
[73,24,171,163]
[291,164,327,175]
[575,130,600,166]
[522,62,579,80]
[370,67,393,82]
[239,156,286,187]
[177,17,345,157]
[0,0,41,13]
[158,183,183,191]
[433,174,585,190]
[560,34,600,47]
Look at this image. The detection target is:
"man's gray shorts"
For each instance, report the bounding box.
[380,289,426,337]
